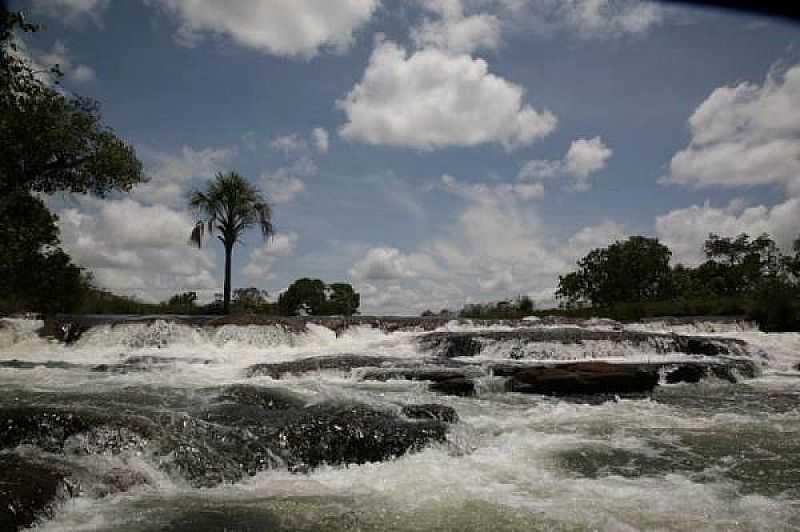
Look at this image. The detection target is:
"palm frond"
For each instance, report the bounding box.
[189,221,205,248]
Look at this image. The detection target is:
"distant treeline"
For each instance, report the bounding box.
[457,233,800,331]
[67,278,360,317]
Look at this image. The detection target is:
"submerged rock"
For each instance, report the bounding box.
[401,404,459,423]
[0,454,73,531]
[272,403,447,472]
[429,377,476,397]
[665,364,707,384]
[246,355,429,379]
[507,362,660,396]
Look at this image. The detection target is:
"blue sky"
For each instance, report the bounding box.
[14,0,800,314]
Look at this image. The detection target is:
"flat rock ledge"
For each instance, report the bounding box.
[245,353,759,399]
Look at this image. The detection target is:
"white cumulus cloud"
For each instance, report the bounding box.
[655,198,800,266]
[662,64,800,195]
[58,198,217,302]
[338,40,557,150]
[151,0,379,58]
[243,232,299,280]
[518,136,612,191]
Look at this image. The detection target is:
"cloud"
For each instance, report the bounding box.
[518,136,612,190]
[57,198,217,302]
[338,40,557,150]
[662,64,800,195]
[312,127,330,153]
[351,176,625,313]
[501,0,665,39]
[134,145,236,207]
[260,157,317,204]
[349,247,445,281]
[411,1,502,54]
[242,232,298,280]
[655,197,800,265]
[269,134,307,155]
[439,174,544,202]
[31,0,109,25]
[150,0,379,58]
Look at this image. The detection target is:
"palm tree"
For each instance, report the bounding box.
[188,172,273,314]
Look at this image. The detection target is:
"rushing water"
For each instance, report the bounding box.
[0,317,799,531]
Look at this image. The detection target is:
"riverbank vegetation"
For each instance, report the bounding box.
[459,233,800,331]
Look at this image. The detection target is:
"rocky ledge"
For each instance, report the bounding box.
[417,328,753,359]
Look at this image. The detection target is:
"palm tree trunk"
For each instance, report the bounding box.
[223,242,233,314]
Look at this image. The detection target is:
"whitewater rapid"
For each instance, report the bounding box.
[1,317,798,531]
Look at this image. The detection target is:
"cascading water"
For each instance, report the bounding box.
[0,316,798,531]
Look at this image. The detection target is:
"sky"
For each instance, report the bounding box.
[12,0,800,314]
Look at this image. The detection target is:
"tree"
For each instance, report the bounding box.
[325,283,360,316]
[188,172,274,314]
[0,8,144,313]
[278,278,326,316]
[233,287,270,313]
[556,236,673,308]
[1,10,144,200]
[700,233,782,295]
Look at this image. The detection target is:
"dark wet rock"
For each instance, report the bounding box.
[429,377,476,397]
[271,403,447,472]
[401,404,459,423]
[0,407,157,454]
[665,364,708,384]
[246,355,426,379]
[421,334,484,358]
[0,454,73,531]
[0,398,450,489]
[507,362,660,396]
[91,355,213,374]
[215,384,307,410]
[0,359,83,370]
[358,366,473,383]
[418,329,749,359]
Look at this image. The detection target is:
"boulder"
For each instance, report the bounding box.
[665,364,707,384]
[429,377,476,397]
[507,362,659,396]
[0,455,73,531]
[246,355,416,379]
[401,404,459,423]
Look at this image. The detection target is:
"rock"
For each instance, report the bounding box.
[0,407,157,453]
[418,329,749,359]
[0,455,73,531]
[429,377,476,397]
[272,403,447,472]
[215,384,307,410]
[507,362,659,396]
[401,404,459,423]
[246,355,429,379]
[358,366,471,383]
[665,364,708,384]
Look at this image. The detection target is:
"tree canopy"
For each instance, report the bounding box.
[278,279,360,316]
[556,236,673,308]
[1,10,144,199]
[0,9,144,313]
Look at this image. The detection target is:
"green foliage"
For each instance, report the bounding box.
[232,287,272,314]
[0,8,144,315]
[460,295,535,319]
[1,10,144,199]
[0,190,89,314]
[749,278,800,332]
[556,236,673,308]
[277,279,360,316]
[324,283,360,316]
[188,172,274,314]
